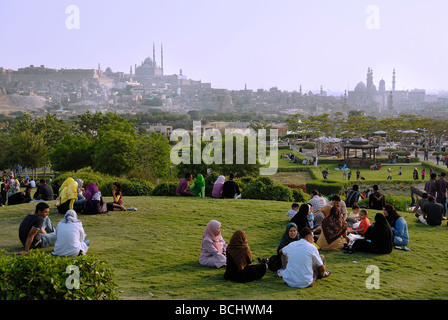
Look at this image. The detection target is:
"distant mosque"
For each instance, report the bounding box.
[132,42,164,79]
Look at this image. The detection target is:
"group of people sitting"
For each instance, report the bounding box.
[16,177,137,257]
[1,172,58,206]
[56,177,134,215]
[176,172,242,199]
[18,202,90,257]
[198,185,414,288]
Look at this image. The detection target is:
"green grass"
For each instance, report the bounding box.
[1,196,448,300]
[313,164,429,182]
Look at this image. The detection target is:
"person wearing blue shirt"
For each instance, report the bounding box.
[383,205,409,251]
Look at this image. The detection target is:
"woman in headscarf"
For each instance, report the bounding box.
[212,175,226,198]
[83,182,108,215]
[224,230,267,283]
[6,178,22,205]
[384,204,409,249]
[290,204,311,232]
[57,178,79,214]
[73,178,86,210]
[316,205,348,251]
[190,174,205,198]
[52,209,90,257]
[351,213,394,254]
[199,220,227,268]
[277,222,299,269]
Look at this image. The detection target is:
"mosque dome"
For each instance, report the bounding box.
[354,81,367,92]
[143,57,154,66]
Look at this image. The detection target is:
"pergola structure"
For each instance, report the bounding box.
[343,137,379,168]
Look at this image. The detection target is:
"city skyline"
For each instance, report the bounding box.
[1,0,448,93]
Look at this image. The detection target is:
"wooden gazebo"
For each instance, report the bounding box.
[343,137,379,168]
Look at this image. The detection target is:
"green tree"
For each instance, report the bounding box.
[49,133,92,172]
[91,122,138,176]
[131,132,172,181]
[12,130,49,179]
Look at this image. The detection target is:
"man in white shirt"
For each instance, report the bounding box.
[279,227,331,288]
[308,190,327,213]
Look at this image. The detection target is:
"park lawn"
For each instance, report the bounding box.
[309,163,430,182]
[1,196,448,300]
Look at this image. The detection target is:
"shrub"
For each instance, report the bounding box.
[204,172,219,196]
[305,179,350,196]
[152,182,178,196]
[0,249,118,300]
[53,169,154,197]
[241,177,293,202]
[291,188,310,203]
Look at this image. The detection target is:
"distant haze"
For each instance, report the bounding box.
[1,0,447,94]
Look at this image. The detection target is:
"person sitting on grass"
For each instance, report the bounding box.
[416,196,445,227]
[290,204,311,232]
[199,220,227,268]
[346,212,394,254]
[277,222,299,269]
[190,174,206,198]
[18,202,57,254]
[56,178,80,214]
[222,173,241,199]
[106,182,126,211]
[224,230,267,283]
[212,175,225,198]
[383,204,410,251]
[316,205,348,251]
[346,204,360,228]
[52,209,90,257]
[286,202,300,221]
[278,227,331,288]
[348,209,370,236]
[176,172,194,197]
[83,182,108,215]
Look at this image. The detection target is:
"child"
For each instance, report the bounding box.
[107,182,126,211]
[398,167,402,175]
[387,167,392,180]
[307,209,314,229]
[286,203,300,221]
[350,209,370,236]
[346,204,360,228]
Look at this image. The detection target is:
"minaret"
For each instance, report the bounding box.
[392,68,396,92]
[130,65,132,76]
[161,43,164,75]
[153,42,156,67]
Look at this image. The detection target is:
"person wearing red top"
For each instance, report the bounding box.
[348,209,370,236]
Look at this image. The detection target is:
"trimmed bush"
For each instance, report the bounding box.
[0,249,118,300]
[53,169,154,197]
[305,179,350,196]
[152,182,178,196]
[241,177,293,202]
[291,188,310,203]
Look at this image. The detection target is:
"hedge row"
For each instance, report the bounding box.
[53,169,155,197]
[151,174,308,202]
[0,249,118,300]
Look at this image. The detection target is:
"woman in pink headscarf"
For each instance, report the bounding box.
[199,220,227,268]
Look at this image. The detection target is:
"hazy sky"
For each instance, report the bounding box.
[1,0,448,93]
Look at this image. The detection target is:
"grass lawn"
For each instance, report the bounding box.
[313,163,430,182]
[1,196,448,300]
